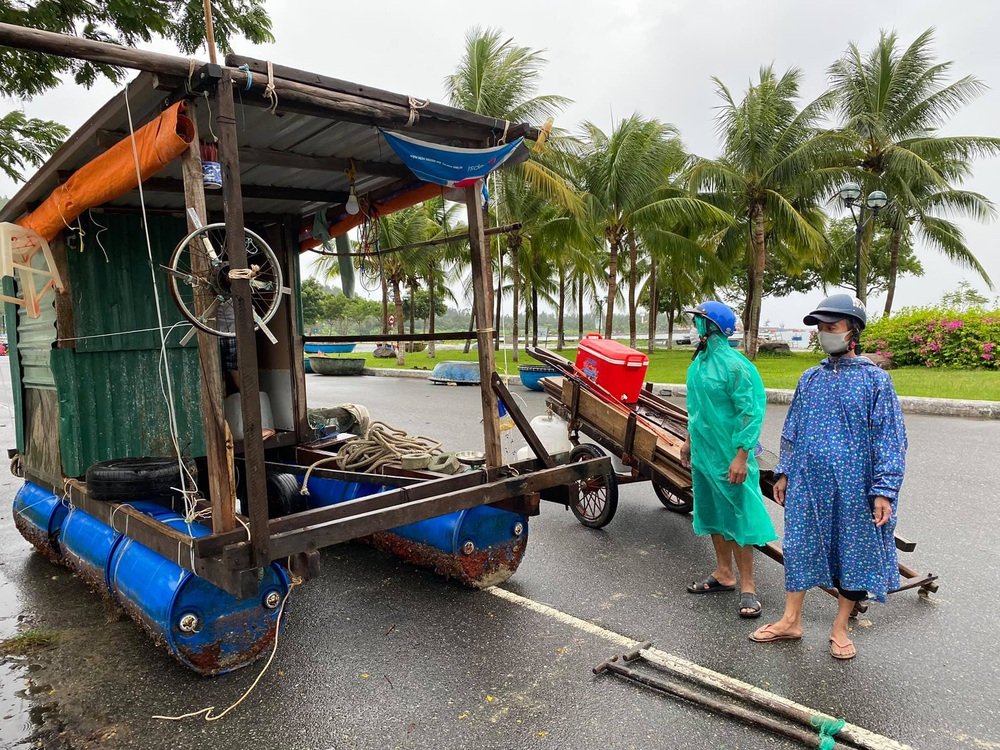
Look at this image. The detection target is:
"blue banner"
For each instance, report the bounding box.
[380,130,529,188]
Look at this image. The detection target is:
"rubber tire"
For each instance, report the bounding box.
[266,472,304,519]
[86,457,197,504]
[568,444,618,529]
[653,483,693,514]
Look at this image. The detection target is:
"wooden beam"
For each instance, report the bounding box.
[94,131,409,179]
[303,331,499,344]
[465,180,503,469]
[283,219,312,442]
[139,177,351,205]
[308,223,523,258]
[216,69,270,569]
[226,54,541,142]
[181,106,236,534]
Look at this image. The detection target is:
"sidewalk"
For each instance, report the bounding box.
[361,368,1000,420]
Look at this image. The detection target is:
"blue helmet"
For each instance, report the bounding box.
[803,294,867,331]
[685,300,737,336]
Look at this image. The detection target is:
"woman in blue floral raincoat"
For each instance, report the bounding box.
[750,295,907,660]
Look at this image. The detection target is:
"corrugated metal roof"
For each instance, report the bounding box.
[0,70,478,225]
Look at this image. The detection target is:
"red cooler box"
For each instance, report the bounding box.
[575,334,649,403]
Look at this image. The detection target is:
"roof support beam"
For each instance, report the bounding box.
[138,177,350,206]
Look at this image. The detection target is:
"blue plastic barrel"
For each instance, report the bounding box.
[12,482,69,561]
[108,514,290,675]
[60,501,175,594]
[303,476,383,508]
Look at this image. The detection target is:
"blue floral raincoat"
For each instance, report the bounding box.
[775,356,907,602]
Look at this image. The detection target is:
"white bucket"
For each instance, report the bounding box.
[225,391,274,442]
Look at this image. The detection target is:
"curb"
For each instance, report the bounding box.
[355,369,999,420]
[651,383,1000,420]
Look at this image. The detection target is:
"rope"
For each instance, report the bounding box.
[263,60,279,114]
[56,323,192,344]
[499,119,510,144]
[228,265,260,280]
[152,573,302,722]
[238,64,254,92]
[811,715,847,750]
[406,96,429,126]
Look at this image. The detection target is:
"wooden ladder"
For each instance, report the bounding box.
[0,223,65,318]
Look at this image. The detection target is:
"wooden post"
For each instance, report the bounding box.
[216,69,270,568]
[202,0,218,65]
[465,181,502,469]
[284,219,311,442]
[180,104,235,533]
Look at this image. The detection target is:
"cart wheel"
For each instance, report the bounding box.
[653,483,693,514]
[568,444,618,529]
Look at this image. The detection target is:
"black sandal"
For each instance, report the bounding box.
[738,592,762,619]
[687,575,736,594]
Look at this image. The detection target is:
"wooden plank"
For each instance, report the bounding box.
[561,378,658,462]
[264,460,604,560]
[314,223,524,258]
[139,177,349,205]
[216,69,269,568]
[465,181,502,469]
[181,106,235,534]
[49,236,75,349]
[304,331,498,344]
[282,219,311,442]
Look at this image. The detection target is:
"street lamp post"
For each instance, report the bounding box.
[839,182,888,303]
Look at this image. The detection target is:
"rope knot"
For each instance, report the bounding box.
[406,96,429,127]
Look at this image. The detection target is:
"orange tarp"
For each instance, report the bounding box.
[299,182,444,251]
[18,101,195,241]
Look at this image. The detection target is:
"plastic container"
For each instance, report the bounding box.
[108,513,289,675]
[12,482,69,561]
[575,334,649,403]
[224,391,274,442]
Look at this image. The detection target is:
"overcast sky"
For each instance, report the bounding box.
[2,0,998,327]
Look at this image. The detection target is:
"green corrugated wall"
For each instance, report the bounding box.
[53,213,205,477]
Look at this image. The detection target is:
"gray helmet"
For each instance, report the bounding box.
[803,294,867,330]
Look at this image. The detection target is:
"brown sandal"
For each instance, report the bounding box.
[829,636,857,660]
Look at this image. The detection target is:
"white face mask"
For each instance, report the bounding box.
[818,330,852,356]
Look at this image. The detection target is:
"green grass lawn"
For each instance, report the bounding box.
[351,345,1000,402]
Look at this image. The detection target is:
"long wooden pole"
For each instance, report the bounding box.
[0,23,531,141]
[180,104,235,533]
[465,180,502,469]
[308,223,523,258]
[202,0,218,65]
[216,69,270,569]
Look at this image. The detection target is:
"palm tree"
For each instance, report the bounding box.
[828,28,1000,313]
[577,115,732,342]
[690,66,840,359]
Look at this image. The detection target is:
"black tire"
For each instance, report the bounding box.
[568,444,618,528]
[266,472,304,519]
[653,483,693,514]
[86,457,197,504]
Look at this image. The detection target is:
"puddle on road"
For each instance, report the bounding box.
[0,658,57,748]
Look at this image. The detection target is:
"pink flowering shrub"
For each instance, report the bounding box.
[863,307,1000,369]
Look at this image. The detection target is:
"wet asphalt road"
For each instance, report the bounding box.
[1,371,998,750]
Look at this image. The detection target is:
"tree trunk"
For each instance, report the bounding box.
[428,268,436,358]
[463,309,475,354]
[604,232,620,339]
[557,268,566,351]
[747,204,766,360]
[577,275,584,341]
[883,224,903,317]
[627,231,638,349]
[511,239,520,363]
[667,307,675,350]
[494,246,503,351]
[531,285,539,347]
[380,273,390,335]
[523,295,530,354]
[647,253,657,355]
[392,278,406,366]
[409,280,416,336]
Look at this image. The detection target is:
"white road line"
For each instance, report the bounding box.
[488,586,914,750]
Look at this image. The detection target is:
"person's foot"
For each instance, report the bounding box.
[687,573,737,594]
[749,620,802,643]
[829,632,856,660]
[738,591,762,618]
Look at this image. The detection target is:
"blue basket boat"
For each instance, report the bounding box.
[429,360,480,385]
[518,364,561,391]
[305,343,357,354]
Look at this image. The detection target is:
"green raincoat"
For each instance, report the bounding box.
[685,332,777,546]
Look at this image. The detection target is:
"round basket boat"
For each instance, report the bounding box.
[518,364,561,391]
[308,356,365,376]
[429,360,480,385]
[305,343,357,354]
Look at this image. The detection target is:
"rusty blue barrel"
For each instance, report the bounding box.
[12,482,69,562]
[60,501,175,594]
[107,514,290,675]
[304,476,529,588]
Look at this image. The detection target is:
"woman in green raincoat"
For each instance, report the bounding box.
[681,301,777,618]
